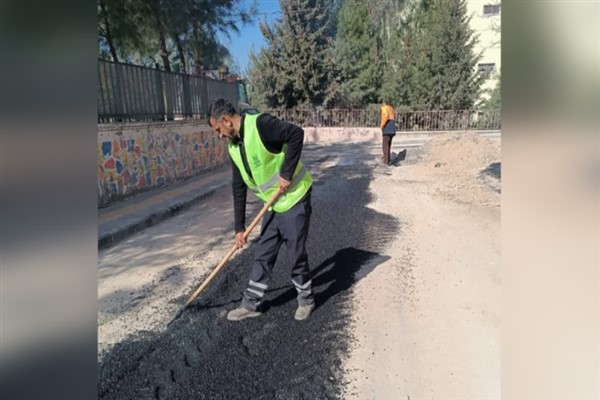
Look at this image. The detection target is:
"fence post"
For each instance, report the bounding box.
[154,63,166,121]
[199,77,208,117]
[164,72,174,121]
[114,62,125,122]
[98,61,107,122]
[182,74,192,118]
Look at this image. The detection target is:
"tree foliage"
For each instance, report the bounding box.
[97,0,255,72]
[247,0,341,109]
[100,0,492,111]
[383,0,483,110]
[481,70,501,109]
[248,0,485,110]
[335,0,382,107]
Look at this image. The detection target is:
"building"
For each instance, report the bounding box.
[466,0,501,103]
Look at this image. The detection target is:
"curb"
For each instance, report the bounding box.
[98,180,230,250]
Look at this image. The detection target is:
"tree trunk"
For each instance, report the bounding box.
[155,10,171,72]
[193,23,202,75]
[99,0,119,62]
[174,33,187,74]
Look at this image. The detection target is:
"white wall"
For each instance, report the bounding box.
[466,0,502,100]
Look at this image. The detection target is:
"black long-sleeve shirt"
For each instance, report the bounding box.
[232,113,305,232]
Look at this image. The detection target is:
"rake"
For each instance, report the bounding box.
[167,191,280,326]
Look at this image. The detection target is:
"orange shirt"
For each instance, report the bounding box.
[380,105,395,130]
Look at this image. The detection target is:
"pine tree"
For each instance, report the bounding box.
[247,39,279,109]
[380,0,418,109]
[246,21,286,108]
[378,0,482,111]
[280,0,340,107]
[335,0,382,107]
[412,0,483,110]
[481,70,500,109]
[247,0,340,109]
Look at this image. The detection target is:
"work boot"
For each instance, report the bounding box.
[227,307,262,321]
[294,303,315,321]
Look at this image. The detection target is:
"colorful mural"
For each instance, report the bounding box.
[98,122,227,205]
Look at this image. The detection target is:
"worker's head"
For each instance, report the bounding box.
[208,98,241,143]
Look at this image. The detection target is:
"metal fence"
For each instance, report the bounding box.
[97,60,500,130]
[98,59,239,123]
[261,108,501,131]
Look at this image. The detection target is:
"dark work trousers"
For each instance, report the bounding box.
[382,134,395,165]
[241,191,314,311]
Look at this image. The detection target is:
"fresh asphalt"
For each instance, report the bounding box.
[98,142,403,400]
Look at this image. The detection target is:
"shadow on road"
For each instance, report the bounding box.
[265,248,390,311]
[482,162,501,179]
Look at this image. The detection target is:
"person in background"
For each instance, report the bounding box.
[380,100,396,166]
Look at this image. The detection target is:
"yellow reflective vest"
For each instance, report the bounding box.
[228,114,313,212]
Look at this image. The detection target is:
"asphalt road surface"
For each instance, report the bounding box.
[98,143,402,399]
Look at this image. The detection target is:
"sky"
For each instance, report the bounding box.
[217,0,282,76]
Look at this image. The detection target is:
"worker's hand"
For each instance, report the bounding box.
[278,176,291,194]
[235,232,246,249]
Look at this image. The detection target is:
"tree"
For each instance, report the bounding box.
[335,0,383,107]
[481,70,500,109]
[97,0,254,74]
[98,0,120,62]
[367,0,409,72]
[383,0,483,110]
[418,0,482,110]
[247,44,276,109]
[374,0,414,110]
[185,0,255,74]
[98,0,154,63]
[247,0,340,109]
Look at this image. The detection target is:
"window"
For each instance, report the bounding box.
[478,63,496,77]
[483,4,501,16]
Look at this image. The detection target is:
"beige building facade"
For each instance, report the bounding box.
[466,0,501,102]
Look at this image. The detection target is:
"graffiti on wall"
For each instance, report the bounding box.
[98,125,227,204]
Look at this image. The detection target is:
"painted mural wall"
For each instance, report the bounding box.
[98,121,227,206]
[97,122,384,206]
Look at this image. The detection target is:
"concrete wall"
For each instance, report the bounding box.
[98,121,227,206]
[466,0,502,98]
[303,127,381,143]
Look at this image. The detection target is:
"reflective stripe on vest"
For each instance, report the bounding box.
[228,113,313,213]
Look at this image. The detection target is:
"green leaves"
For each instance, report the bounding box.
[98,0,254,73]
[481,71,501,109]
[247,0,485,111]
[247,0,341,109]
[335,0,382,107]
[382,0,482,110]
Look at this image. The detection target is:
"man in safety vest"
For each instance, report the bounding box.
[208,98,315,321]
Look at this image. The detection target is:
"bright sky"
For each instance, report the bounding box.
[218,0,282,76]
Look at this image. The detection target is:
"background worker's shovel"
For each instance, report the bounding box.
[167,191,280,326]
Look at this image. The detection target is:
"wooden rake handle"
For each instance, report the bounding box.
[182,191,280,308]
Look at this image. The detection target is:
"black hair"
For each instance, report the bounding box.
[208,98,237,120]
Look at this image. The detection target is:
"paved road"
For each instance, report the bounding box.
[97,133,500,399]
[98,142,401,399]
[97,131,500,249]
